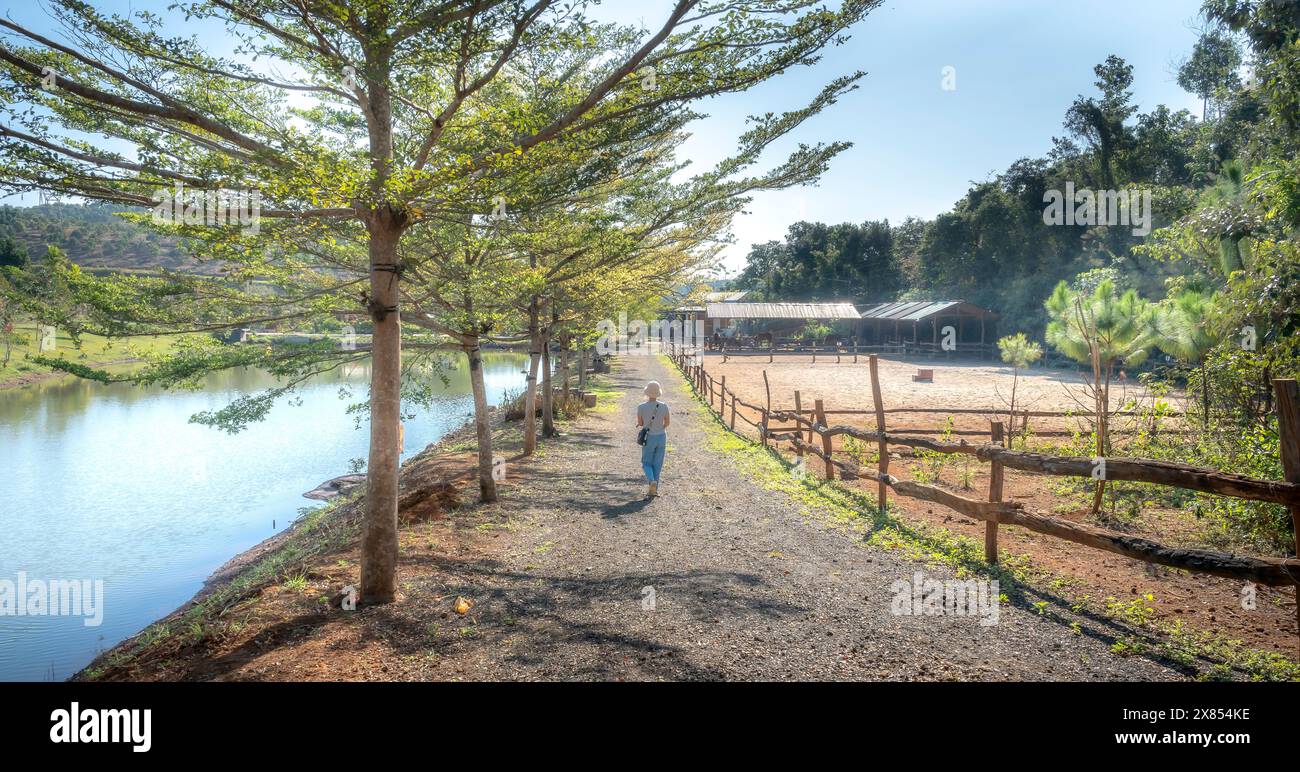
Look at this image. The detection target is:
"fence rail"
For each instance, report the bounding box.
[665,345,1300,647]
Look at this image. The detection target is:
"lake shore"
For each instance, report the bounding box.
[73,404,497,681]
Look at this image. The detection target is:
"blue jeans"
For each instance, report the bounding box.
[641,432,666,482]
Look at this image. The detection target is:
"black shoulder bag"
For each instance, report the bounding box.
[637,402,659,446]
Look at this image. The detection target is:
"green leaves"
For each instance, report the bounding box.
[1155,288,1219,363]
[997,332,1043,370]
[1044,277,1158,367]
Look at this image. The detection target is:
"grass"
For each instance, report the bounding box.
[662,353,1300,683]
[1,322,187,387]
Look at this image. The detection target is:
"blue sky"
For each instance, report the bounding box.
[625,0,1209,273]
[4,0,1209,273]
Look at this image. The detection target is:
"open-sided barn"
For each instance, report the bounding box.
[857,300,999,351]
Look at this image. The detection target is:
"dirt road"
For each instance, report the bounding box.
[436,354,1179,681]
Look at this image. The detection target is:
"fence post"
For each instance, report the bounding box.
[987,421,1005,564]
[762,369,771,419]
[869,354,889,513]
[815,398,833,480]
[794,389,804,442]
[1271,379,1300,651]
[729,391,737,431]
[793,391,805,464]
[761,406,769,448]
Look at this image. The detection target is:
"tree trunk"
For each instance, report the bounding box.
[1089,346,1105,516]
[361,215,402,605]
[541,338,556,437]
[1201,359,1210,430]
[560,343,571,410]
[523,298,541,456]
[465,337,498,502]
[1008,368,1020,441]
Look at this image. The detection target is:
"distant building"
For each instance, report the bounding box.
[669,300,860,338]
[857,301,998,348]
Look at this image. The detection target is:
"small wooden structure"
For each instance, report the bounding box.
[911,368,934,383]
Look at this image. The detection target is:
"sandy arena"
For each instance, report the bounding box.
[698,351,1181,436]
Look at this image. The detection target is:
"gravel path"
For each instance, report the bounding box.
[449,354,1181,681]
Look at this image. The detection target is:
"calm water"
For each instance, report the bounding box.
[0,352,529,681]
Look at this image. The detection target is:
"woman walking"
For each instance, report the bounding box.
[636,380,671,497]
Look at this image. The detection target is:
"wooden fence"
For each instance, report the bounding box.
[666,346,1300,647]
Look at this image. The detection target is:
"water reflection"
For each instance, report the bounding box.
[0,351,529,681]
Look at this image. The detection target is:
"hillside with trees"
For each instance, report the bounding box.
[0,202,202,273]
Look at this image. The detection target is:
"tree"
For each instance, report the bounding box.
[734,219,901,302]
[0,234,27,269]
[1178,28,1243,120]
[996,332,1043,439]
[0,1,879,603]
[1155,288,1219,427]
[1045,278,1157,514]
[1063,55,1137,189]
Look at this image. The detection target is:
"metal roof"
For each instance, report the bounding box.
[704,302,861,320]
[858,300,995,322]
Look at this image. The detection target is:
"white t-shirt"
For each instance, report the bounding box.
[637,400,669,435]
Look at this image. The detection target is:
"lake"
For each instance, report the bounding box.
[0,352,530,681]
